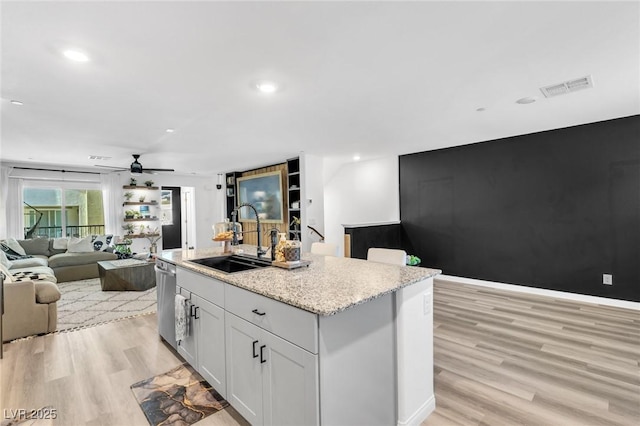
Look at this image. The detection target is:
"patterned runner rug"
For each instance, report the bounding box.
[56,278,156,331]
[131,363,229,426]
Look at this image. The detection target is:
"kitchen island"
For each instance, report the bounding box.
[159,247,441,426]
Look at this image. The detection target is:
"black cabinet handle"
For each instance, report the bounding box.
[252,309,266,316]
[252,340,259,358]
[190,304,196,318]
[260,345,267,364]
[194,306,200,319]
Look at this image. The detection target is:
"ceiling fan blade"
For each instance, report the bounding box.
[144,168,175,172]
[94,165,128,171]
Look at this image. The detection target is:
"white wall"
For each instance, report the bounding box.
[302,153,325,251]
[323,156,400,256]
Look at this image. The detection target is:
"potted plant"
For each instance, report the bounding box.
[139,195,146,202]
[144,180,154,187]
[122,223,135,235]
[125,209,137,219]
[129,177,137,186]
[124,191,134,201]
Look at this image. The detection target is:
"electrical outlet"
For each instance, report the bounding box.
[423,292,432,315]
[603,274,613,285]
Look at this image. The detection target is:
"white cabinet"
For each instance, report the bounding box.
[194,294,226,395]
[176,268,227,398]
[225,312,318,426]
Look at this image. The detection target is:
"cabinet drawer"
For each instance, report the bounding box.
[226,285,318,354]
[176,267,224,307]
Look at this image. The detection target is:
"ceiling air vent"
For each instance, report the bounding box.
[88,155,111,161]
[540,75,594,98]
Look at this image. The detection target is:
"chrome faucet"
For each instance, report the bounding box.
[231,203,267,258]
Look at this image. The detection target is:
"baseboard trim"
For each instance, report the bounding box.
[397,395,436,426]
[438,275,640,311]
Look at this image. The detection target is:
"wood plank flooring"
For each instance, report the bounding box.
[425,280,640,426]
[0,279,638,425]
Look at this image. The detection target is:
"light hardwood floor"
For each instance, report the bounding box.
[1,279,638,425]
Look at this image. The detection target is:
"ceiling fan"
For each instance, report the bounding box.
[96,154,175,174]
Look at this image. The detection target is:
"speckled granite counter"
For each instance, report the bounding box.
[159,246,440,316]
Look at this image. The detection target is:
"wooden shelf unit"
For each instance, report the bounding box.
[122,185,162,240]
[286,157,302,242]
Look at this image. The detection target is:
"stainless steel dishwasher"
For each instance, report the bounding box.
[155,258,177,349]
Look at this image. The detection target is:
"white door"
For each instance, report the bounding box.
[195,295,227,398]
[176,287,197,366]
[225,312,263,425]
[262,331,319,426]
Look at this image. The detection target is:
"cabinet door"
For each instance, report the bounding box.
[262,331,319,426]
[176,287,197,366]
[225,312,263,425]
[194,295,226,398]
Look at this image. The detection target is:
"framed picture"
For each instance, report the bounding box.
[236,170,284,223]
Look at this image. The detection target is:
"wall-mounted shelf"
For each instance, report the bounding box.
[124,233,160,239]
[123,185,159,190]
[124,218,159,222]
[123,201,158,206]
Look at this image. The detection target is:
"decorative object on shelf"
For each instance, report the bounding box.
[122,223,135,235]
[144,179,154,187]
[139,195,146,202]
[130,177,137,186]
[139,205,150,218]
[406,255,421,266]
[290,216,301,240]
[124,191,134,201]
[125,209,138,219]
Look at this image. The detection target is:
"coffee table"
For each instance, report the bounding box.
[97,259,156,291]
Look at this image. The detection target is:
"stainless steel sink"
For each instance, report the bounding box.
[187,254,271,273]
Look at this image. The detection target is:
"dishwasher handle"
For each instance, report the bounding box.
[154,265,176,277]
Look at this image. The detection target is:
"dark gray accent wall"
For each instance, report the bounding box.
[344,224,402,260]
[399,115,640,302]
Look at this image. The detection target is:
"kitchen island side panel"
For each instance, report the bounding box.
[318,293,397,426]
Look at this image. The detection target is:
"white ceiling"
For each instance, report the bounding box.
[1,1,638,176]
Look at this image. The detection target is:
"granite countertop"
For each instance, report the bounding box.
[159,245,441,316]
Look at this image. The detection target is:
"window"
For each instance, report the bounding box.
[23,184,105,238]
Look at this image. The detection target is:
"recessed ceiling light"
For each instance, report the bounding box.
[165,128,175,133]
[353,155,361,161]
[63,49,90,62]
[255,81,279,93]
[516,96,537,104]
[10,100,24,106]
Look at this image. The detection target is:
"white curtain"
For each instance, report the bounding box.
[101,172,122,236]
[0,165,13,238]
[5,172,24,239]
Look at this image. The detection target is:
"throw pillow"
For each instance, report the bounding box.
[67,236,94,253]
[53,237,69,250]
[17,236,50,256]
[0,251,13,269]
[4,237,26,256]
[0,242,32,261]
[90,234,114,252]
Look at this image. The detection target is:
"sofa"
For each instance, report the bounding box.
[8,236,118,283]
[1,235,118,342]
[1,256,60,342]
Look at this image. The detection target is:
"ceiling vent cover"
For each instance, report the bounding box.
[88,155,111,161]
[540,75,593,98]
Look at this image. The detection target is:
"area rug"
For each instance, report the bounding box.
[56,278,156,332]
[131,363,229,426]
